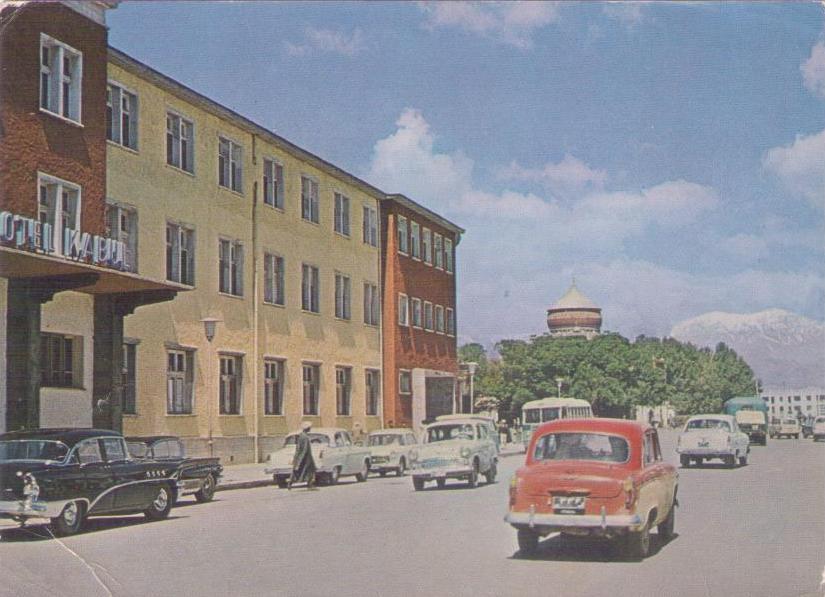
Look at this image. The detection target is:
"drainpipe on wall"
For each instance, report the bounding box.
[251,134,260,463]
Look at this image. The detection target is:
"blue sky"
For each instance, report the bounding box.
[108,1,825,344]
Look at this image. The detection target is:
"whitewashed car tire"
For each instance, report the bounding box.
[51,501,84,536]
[144,485,173,521]
[396,458,406,477]
[356,461,369,482]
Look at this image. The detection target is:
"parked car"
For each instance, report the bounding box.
[410,415,498,490]
[0,428,175,536]
[126,436,222,503]
[812,416,825,442]
[264,428,370,487]
[677,415,750,467]
[366,428,418,477]
[505,418,678,560]
[773,418,801,439]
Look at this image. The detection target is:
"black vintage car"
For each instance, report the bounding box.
[0,428,176,536]
[126,436,222,503]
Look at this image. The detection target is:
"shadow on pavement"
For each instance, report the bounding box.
[0,515,186,542]
[511,532,679,563]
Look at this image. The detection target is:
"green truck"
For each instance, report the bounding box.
[723,396,769,445]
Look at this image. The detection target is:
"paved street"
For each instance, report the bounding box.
[1,430,823,597]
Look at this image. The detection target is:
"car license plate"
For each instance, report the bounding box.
[551,495,585,514]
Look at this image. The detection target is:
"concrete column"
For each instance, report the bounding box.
[5,280,44,431]
[92,295,126,431]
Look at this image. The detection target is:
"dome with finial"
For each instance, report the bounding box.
[546,279,602,339]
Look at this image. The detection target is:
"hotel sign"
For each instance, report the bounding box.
[0,211,126,270]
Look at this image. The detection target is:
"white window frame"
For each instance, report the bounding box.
[106,81,138,150]
[398,293,409,327]
[218,238,244,297]
[302,263,320,313]
[397,215,409,254]
[445,237,454,274]
[41,333,83,389]
[219,354,243,415]
[434,233,443,269]
[37,172,81,256]
[334,272,352,320]
[399,370,412,395]
[422,227,432,264]
[166,111,194,173]
[301,176,320,223]
[263,252,285,306]
[362,205,378,247]
[262,158,285,209]
[410,221,421,260]
[218,136,243,193]
[302,363,320,415]
[40,34,82,124]
[334,192,351,237]
[166,222,195,285]
[166,349,194,415]
[363,282,379,326]
[105,202,138,272]
[365,369,381,416]
[424,301,434,331]
[411,297,422,328]
[446,307,455,336]
[336,366,352,416]
[263,358,285,416]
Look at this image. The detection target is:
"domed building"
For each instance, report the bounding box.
[546,281,602,339]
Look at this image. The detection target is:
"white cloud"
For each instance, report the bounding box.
[419,1,560,49]
[603,2,646,27]
[285,27,365,57]
[498,155,607,197]
[801,40,825,99]
[763,128,825,210]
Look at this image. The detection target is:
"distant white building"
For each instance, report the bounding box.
[761,387,825,419]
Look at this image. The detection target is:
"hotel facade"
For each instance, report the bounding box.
[0,1,463,463]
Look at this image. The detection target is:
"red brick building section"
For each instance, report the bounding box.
[0,1,110,235]
[380,194,463,431]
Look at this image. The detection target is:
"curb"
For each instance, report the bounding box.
[216,479,272,492]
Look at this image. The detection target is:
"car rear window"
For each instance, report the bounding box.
[532,432,629,463]
[686,419,730,432]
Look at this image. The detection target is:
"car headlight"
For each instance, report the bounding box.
[460,447,471,459]
[18,471,40,504]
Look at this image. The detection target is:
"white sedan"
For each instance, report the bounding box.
[812,416,825,442]
[366,429,418,477]
[264,428,371,487]
[677,414,750,468]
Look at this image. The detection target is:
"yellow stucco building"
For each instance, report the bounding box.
[107,49,383,463]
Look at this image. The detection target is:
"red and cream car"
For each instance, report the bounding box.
[505,418,678,560]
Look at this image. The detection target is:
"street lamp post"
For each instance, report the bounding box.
[201,317,221,457]
[555,377,564,399]
[465,362,478,414]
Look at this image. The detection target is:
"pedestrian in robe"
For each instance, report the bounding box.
[290,421,317,490]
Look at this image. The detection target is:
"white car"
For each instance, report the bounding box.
[677,415,750,468]
[264,428,371,487]
[812,416,825,442]
[410,415,499,490]
[774,418,801,439]
[366,428,418,477]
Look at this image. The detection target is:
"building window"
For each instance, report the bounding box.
[444,238,454,273]
[167,349,194,415]
[302,364,320,415]
[264,359,284,415]
[166,113,194,172]
[422,228,432,264]
[219,239,244,296]
[366,369,380,416]
[263,158,284,209]
[219,355,242,415]
[122,342,137,415]
[334,193,350,236]
[362,206,378,247]
[399,370,412,395]
[363,282,380,326]
[301,264,320,313]
[301,176,320,223]
[105,203,138,272]
[335,273,351,320]
[435,305,445,333]
[336,366,352,416]
[41,333,82,388]
[166,223,195,285]
[434,233,443,269]
[446,307,455,336]
[264,253,285,306]
[424,301,434,331]
[218,137,243,192]
[40,34,82,122]
[38,174,80,255]
[398,293,409,326]
[410,221,421,259]
[411,297,422,328]
[397,216,408,254]
[106,83,137,149]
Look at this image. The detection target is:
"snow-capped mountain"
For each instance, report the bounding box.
[670,309,825,387]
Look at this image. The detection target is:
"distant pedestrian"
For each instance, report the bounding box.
[290,421,317,490]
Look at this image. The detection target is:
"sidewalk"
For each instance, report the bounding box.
[216,443,526,492]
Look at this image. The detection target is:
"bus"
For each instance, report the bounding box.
[520,398,594,448]
[723,396,769,445]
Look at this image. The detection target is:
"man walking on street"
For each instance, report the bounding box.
[290,421,318,490]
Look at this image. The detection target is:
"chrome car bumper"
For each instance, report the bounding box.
[505,510,643,532]
[411,465,474,480]
[0,499,72,522]
[677,447,735,456]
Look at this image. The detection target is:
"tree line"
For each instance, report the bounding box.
[459,333,758,422]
